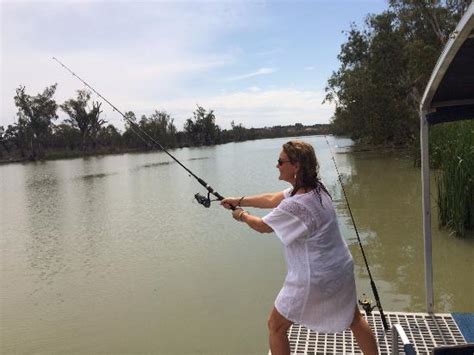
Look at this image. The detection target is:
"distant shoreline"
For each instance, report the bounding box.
[0,131,413,167]
[1,123,334,166]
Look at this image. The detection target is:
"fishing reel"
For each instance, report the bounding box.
[358,294,376,315]
[194,191,232,209]
[359,293,390,330]
[194,192,212,208]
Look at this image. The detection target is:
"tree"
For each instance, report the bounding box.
[325,2,468,145]
[230,120,246,142]
[390,0,469,113]
[184,106,221,146]
[97,124,123,148]
[140,110,177,148]
[0,126,5,157]
[2,124,24,156]
[122,110,177,149]
[51,123,81,151]
[122,111,143,148]
[325,24,373,140]
[60,90,105,150]
[390,0,470,45]
[14,84,58,159]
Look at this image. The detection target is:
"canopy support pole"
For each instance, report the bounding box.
[420,111,434,313]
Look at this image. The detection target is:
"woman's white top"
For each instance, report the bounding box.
[262,187,357,333]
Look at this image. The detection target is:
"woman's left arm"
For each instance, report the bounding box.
[233,208,273,234]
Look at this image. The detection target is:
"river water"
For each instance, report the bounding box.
[1,135,473,354]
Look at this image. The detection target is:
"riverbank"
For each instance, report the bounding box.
[0,124,332,165]
[0,147,139,165]
[2,141,410,166]
[342,142,413,154]
[0,142,413,165]
[1,134,415,167]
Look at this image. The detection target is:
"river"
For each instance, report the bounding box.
[1,135,473,354]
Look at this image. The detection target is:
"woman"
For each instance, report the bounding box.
[221,140,378,355]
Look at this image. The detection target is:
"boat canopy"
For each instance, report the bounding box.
[419,3,473,314]
[420,4,474,124]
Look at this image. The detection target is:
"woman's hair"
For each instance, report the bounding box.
[282,140,331,201]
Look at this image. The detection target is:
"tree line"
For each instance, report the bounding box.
[0,85,329,162]
[324,0,470,145]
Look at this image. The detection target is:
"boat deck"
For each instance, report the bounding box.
[285,311,472,354]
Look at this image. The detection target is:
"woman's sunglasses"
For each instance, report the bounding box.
[277,159,291,166]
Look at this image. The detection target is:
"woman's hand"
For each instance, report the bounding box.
[221,197,242,210]
[232,207,248,222]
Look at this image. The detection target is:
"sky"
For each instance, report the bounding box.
[1,0,389,131]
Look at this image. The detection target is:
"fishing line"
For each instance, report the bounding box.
[324,136,389,331]
[52,57,228,209]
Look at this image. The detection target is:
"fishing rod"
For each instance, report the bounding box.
[324,136,389,331]
[52,57,228,209]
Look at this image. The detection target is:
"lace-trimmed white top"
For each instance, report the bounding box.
[262,187,357,333]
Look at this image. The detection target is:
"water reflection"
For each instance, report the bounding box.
[79,172,116,180]
[132,156,209,172]
[137,161,173,169]
[23,163,67,305]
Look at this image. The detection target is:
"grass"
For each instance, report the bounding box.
[430,120,474,237]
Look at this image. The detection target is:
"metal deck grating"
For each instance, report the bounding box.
[285,311,467,354]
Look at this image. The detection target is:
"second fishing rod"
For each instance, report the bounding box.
[53,57,227,209]
[324,136,389,331]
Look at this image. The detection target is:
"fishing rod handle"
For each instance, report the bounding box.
[217,193,239,211]
[371,280,389,331]
[213,191,225,201]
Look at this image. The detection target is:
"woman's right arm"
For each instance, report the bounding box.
[221,192,284,209]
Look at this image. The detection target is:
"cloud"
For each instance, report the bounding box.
[141,88,334,130]
[227,67,277,81]
[1,1,256,127]
[0,2,336,132]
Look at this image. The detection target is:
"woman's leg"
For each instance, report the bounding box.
[350,307,379,355]
[268,307,293,355]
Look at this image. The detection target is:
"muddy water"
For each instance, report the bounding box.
[1,136,472,354]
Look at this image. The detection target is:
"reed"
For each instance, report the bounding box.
[430,120,474,237]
